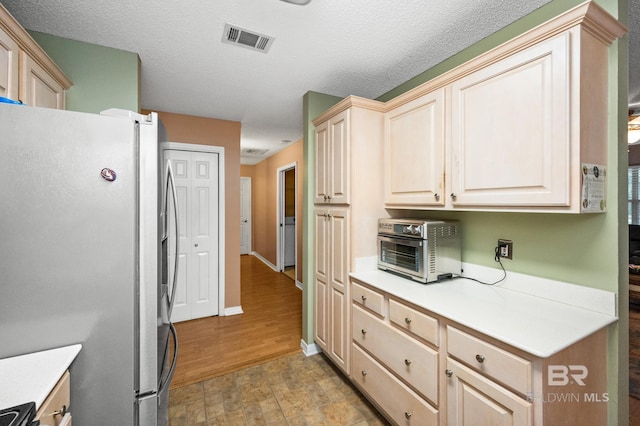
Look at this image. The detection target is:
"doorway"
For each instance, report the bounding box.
[277,162,297,284]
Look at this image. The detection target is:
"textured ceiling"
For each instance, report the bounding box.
[5,0,633,164]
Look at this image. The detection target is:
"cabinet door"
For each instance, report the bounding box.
[449,33,570,208]
[385,89,445,206]
[329,109,350,204]
[446,358,532,426]
[20,52,65,109]
[314,121,330,203]
[328,208,350,372]
[313,208,330,350]
[0,26,18,100]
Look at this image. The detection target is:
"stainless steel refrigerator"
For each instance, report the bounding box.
[0,103,179,425]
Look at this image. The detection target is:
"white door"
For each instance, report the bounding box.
[240,177,251,255]
[165,149,220,322]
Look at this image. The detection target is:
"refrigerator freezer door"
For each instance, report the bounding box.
[0,104,138,424]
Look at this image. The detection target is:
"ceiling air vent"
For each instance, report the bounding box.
[242,148,270,157]
[222,23,274,53]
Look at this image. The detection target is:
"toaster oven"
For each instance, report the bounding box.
[377,218,461,283]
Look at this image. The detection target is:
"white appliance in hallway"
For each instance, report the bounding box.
[0,103,179,426]
[164,148,220,322]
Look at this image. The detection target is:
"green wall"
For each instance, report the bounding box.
[302,1,628,424]
[29,31,139,113]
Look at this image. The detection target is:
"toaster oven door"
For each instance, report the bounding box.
[377,235,426,282]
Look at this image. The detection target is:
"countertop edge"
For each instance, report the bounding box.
[0,344,82,410]
[350,270,617,358]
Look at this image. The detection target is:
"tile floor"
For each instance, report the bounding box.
[169,352,390,426]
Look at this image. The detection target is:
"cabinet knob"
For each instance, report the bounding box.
[362,370,368,376]
[445,369,453,378]
[361,295,367,302]
[404,359,412,366]
[53,405,68,417]
[434,193,440,201]
[405,412,412,419]
[361,329,367,335]
[404,317,412,324]
[195,243,199,247]
[475,354,485,363]
[450,193,457,200]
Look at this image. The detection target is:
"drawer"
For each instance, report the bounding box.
[352,344,438,426]
[389,298,439,347]
[351,280,385,317]
[353,305,439,404]
[447,326,531,395]
[36,370,70,426]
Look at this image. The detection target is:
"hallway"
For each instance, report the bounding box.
[168,254,388,425]
[170,255,303,389]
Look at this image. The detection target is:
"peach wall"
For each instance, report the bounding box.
[241,140,304,282]
[144,109,242,309]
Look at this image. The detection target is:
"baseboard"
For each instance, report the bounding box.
[224,306,243,316]
[301,339,322,357]
[251,251,278,272]
[295,280,302,290]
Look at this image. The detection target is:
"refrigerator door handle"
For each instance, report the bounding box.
[164,160,180,319]
[157,322,178,401]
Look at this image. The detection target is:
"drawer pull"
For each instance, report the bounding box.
[361,370,368,376]
[404,317,412,324]
[405,411,412,419]
[445,369,453,377]
[361,329,367,335]
[53,405,68,417]
[475,354,485,363]
[361,295,367,302]
[404,359,412,366]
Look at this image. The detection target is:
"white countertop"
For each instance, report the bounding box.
[0,344,81,410]
[350,269,617,358]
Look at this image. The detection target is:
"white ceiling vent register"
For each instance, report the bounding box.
[242,148,270,156]
[222,23,274,53]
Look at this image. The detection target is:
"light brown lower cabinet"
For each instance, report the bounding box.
[349,278,608,426]
[352,344,438,425]
[35,370,72,426]
[446,357,532,425]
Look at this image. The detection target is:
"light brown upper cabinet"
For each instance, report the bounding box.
[384,1,626,213]
[384,88,445,207]
[0,4,71,109]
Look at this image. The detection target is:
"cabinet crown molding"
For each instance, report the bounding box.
[312,95,385,126]
[0,4,72,89]
[384,0,626,111]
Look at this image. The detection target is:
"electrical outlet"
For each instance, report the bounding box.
[498,239,513,260]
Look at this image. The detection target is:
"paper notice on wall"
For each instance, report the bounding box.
[581,164,606,213]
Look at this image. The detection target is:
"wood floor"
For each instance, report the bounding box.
[170,255,302,389]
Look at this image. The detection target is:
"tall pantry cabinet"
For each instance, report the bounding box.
[312,97,386,374]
